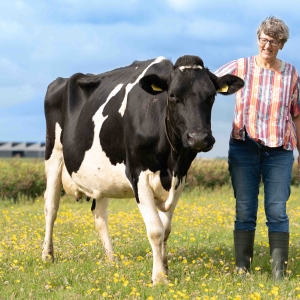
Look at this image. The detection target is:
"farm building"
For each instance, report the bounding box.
[0,142,45,158]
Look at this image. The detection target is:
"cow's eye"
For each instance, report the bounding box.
[169,93,175,100]
[169,93,180,103]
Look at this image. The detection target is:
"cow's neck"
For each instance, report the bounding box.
[173,147,197,181]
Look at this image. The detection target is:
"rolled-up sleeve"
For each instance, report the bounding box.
[214,60,237,77]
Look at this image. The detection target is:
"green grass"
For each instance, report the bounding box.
[0,187,300,299]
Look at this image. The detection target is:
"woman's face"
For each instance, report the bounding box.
[257,32,282,61]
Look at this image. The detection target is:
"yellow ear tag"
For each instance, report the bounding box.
[217,85,229,93]
[151,84,163,92]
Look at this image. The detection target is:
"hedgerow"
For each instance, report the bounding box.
[0,158,299,199]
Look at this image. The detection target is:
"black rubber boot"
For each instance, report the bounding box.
[269,232,289,280]
[234,230,255,273]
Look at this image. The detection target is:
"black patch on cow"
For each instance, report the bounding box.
[77,76,101,95]
[100,87,126,165]
[156,152,173,191]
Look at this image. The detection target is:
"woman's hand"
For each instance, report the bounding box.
[292,115,300,178]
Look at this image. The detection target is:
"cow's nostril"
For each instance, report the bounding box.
[187,133,195,145]
[204,135,210,145]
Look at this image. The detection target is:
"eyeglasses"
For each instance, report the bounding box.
[258,37,281,46]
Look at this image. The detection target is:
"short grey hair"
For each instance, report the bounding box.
[257,16,289,45]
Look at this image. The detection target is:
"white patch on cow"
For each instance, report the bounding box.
[134,169,185,212]
[148,171,185,212]
[70,83,135,200]
[62,164,83,199]
[179,65,203,71]
[118,56,166,117]
[92,83,123,124]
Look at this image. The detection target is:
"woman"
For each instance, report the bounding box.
[214,16,300,280]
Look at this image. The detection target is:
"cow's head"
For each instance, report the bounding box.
[139,55,244,153]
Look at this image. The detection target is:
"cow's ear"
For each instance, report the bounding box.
[216,74,244,95]
[139,74,168,95]
[208,72,244,95]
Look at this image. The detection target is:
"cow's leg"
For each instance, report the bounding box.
[92,197,114,260]
[137,177,167,284]
[158,197,179,272]
[42,153,63,262]
[138,201,166,284]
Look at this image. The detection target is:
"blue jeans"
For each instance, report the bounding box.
[228,134,294,233]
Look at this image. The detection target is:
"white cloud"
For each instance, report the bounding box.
[185,19,243,40]
[166,0,204,12]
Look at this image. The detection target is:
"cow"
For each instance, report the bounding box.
[42,55,244,284]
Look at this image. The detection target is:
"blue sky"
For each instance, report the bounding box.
[1,0,300,158]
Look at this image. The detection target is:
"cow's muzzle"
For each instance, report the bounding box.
[186,129,215,152]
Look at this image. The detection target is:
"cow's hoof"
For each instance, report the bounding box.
[104,256,115,263]
[42,244,54,262]
[152,274,168,286]
[42,252,54,262]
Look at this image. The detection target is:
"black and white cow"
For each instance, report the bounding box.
[42,55,243,284]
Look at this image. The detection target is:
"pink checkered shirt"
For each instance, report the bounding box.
[215,56,300,150]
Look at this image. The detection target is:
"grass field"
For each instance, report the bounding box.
[0,187,300,299]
